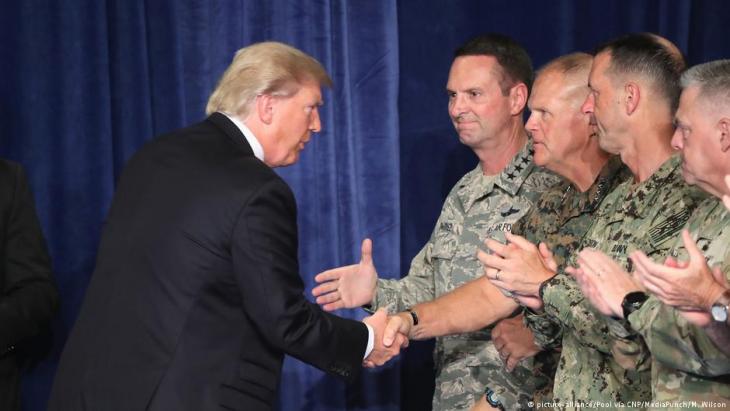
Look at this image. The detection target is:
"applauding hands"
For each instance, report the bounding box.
[478,231,558,310]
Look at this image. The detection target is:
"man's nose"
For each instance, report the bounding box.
[581,93,595,114]
[525,112,538,131]
[670,127,683,151]
[310,107,321,132]
[449,94,467,119]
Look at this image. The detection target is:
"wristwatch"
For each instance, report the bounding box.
[711,290,730,323]
[621,291,649,320]
[405,307,419,326]
[485,387,505,411]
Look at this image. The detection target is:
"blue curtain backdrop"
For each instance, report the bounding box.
[0,1,729,410]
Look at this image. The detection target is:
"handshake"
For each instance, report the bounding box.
[360,308,415,368]
[310,238,417,368]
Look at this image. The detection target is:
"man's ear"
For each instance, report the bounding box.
[624,82,640,115]
[509,83,528,116]
[719,117,730,152]
[256,94,276,125]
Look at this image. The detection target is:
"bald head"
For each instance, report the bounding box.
[536,52,593,103]
[538,52,592,81]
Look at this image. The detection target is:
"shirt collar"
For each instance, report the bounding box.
[221,112,265,162]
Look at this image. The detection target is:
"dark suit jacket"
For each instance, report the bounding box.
[0,159,58,411]
[48,113,368,411]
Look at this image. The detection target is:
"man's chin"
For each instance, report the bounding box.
[597,140,620,155]
[275,153,301,168]
[456,134,471,145]
[532,147,548,167]
[681,168,697,186]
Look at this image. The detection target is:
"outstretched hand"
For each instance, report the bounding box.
[312,238,379,311]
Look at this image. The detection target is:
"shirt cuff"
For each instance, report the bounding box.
[363,323,375,359]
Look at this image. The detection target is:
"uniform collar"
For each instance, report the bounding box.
[457,141,536,212]
[620,155,683,219]
[565,155,629,218]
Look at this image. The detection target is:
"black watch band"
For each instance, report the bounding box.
[621,291,649,320]
[406,308,419,326]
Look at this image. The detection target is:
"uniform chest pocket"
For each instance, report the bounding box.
[430,220,459,260]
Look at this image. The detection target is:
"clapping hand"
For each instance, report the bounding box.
[631,230,729,326]
[478,232,558,310]
[569,248,642,318]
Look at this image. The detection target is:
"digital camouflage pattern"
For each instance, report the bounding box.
[372,142,559,410]
[484,156,629,410]
[627,197,730,409]
[530,156,707,408]
[513,155,630,267]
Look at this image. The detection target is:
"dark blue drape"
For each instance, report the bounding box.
[1,1,729,410]
[1,1,401,410]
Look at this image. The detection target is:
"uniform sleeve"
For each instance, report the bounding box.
[232,178,368,382]
[371,192,464,313]
[628,297,730,376]
[371,240,438,313]
[524,307,564,350]
[0,163,59,354]
[542,273,650,364]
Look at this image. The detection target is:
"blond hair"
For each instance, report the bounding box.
[206,42,332,117]
[538,52,592,79]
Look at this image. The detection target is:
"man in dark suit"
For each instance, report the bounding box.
[0,159,59,411]
[48,42,405,411]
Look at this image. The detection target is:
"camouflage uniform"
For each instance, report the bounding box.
[625,197,730,410]
[371,142,559,410]
[527,156,706,408]
[483,156,629,410]
[514,156,631,267]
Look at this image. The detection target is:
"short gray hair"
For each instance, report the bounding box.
[206,42,332,117]
[537,52,592,79]
[680,59,730,108]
